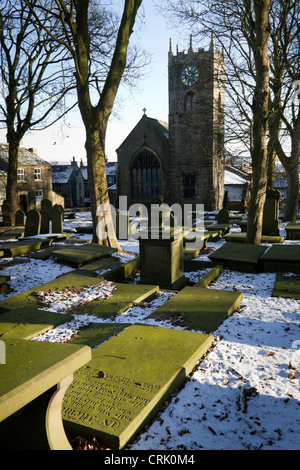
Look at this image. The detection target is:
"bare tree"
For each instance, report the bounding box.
[27,0,144,248]
[0,0,76,222]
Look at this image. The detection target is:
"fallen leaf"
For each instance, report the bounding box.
[264,351,274,357]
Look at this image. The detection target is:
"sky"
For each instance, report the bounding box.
[0,0,192,165]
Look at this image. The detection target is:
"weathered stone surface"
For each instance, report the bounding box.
[272,272,300,299]
[51,243,117,266]
[224,232,284,244]
[51,204,64,233]
[209,242,267,272]
[24,209,41,237]
[285,223,300,240]
[152,285,243,332]
[0,306,73,339]
[71,283,159,318]
[139,227,186,290]
[260,245,300,273]
[0,226,25,240]
[62,324,214,449]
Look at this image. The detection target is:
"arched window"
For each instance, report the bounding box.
[131,149,162,200]
[184,92,195,112]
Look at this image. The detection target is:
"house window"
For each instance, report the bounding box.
[17,168,25,181]
[183,173,196,199]
[131,148,162,201]
[35,190,43,204]
[34,168,42,180]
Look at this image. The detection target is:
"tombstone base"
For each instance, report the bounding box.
[139,229,185,290]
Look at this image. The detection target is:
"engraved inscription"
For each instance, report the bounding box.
[62,369,162,430]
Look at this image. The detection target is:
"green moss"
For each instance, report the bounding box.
[62,324,213,449]
[152,286,243,332]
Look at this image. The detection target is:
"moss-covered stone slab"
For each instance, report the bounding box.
[272,272,300,299]
[224,232,284,244]
[0,337,91,450]
[208,242,267,272]
[0,226,25,240]
[71,283,159,318]
[285,223,300,240]
[206,223,233,235]
[0,239,53,257]
[260,245,300,273]
[0,271,114,312]
[51,243,117,266]
[151,286,243,332]
[194,265,223,288]
[0,307,73,340]
[70,323,130,349]
[62,324,213,449]
[0,271,158,319]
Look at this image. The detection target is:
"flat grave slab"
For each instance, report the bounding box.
[0,306,74,339]
[51,243,117,266]
[150,285,243,332]
[0,226,25,240]
[208,242,267,272]
[0,271,158,319]
[285,223,300,240]
[62,324,213,449]
[71,283,159,318]
[0,239,53,257]
[70,322,130,349]
[0,337,91,450]
[272,272,300,300]
[260,245,300,273]
[224,232,284,244]
[206,223,233,235]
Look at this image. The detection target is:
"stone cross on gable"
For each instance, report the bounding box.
[143,107,147,115]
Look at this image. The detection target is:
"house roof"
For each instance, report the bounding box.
[0,144,51,168]
[51,166,75,184]
[224,169,247,185]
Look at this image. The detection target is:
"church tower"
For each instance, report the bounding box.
[167,35,225,210]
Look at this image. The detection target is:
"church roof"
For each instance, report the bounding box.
[147,117,169,139]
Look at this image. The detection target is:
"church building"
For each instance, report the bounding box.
[117,35,225,211]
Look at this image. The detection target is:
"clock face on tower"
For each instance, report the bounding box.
[181,66,199,86]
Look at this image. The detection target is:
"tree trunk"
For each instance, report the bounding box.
[283,110,300,222]
[71,0,142,249]
[6,130,20,226]
[246,0,271,245]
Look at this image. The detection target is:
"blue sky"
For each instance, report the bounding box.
[0,0,190,165]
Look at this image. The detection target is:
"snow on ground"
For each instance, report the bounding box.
[0,217,299,450]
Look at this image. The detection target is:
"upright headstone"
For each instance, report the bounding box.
[2,201,11,226]
[41,198,53,220]
[217,207,230,224]
[262,188,281,236]
[24,210,41,237]
[15,209,25,226]
[40,211,50,234]
[52,204,64,233]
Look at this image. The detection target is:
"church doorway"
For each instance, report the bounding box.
[130,148,162,202]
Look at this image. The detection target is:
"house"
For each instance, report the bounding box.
[224,165,251,212]
[79,159,118,206]
[0,143,54,211]
[51,157,85,208]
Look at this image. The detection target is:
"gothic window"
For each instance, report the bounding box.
[131,149,162,200]
[184,92,195,112]
[183,173,196,199]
